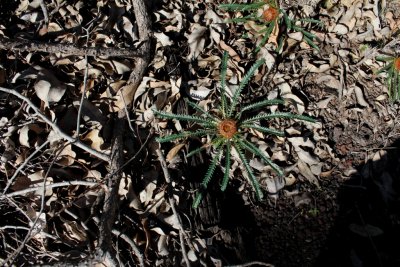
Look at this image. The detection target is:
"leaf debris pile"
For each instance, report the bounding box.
[0,0,400,266]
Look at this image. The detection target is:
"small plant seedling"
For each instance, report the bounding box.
[376,56,400,101]
[153,52,316,208]
[219,0,322,53]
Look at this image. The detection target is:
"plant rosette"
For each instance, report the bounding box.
[153,52,316,208]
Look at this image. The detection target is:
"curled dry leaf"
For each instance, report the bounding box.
[166,143,185,162]
[61,221,88,246]
[297,159,320,187]
[33,67,67,107]
[11,170,54,196]
[264,176,285,194]
[154,32,173,46]
[83,129,104,151]
[56,144,76,166]
[186,24,207,61]
[19,124,43,148]
[353,85,369,107]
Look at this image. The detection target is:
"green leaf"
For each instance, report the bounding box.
[254,22,275,54]
[184,98,217,121]
[221,142,231,191]
[375,63,392,75]
[242,112,316,124]
[219,2,265,12]
[192,191,204,209]
[186,145,208,158]
[220,51,229,117]
[228,59,266,117]
[239,99,285,115]
[233,141,264,200]
[201,148,223,188]
[156,129,215,143]
[153,109,218,125]
[376,56,394,62]
[239,138,284,177]
[303,35,320,51]
[282,9,292,29]
[240,123,285,137]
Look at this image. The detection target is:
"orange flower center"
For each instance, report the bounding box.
[394,58,400,71]
[218,119,237,139]
[263,7,279,22]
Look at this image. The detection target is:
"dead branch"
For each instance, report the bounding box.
[93,1,152,264]
[156,148,191,267]
[0,36,148,58]
[0,180,100,199]
[111,229,145,267]
[2,140,50,195]
[0,86,110,162]
[226,262,275,267]
[94,114,125,266]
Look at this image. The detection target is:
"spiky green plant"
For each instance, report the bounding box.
[219,0,322,53]
[153,52,315,208]
[376,56,400,101]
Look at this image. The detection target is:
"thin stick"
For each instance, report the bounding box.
[0,226,57,240]
[0,86,110,161]
[111,229,145,267]
[38,0,49,25]
[156,148,191,267]
[5,146,60,266]
[0,181,100,199]
[75,24,94,138]
[226,261,274,267]
[2,140,50,195]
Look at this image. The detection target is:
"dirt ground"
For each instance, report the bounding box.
[0,0,400,266]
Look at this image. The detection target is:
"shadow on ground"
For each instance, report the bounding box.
[315,139,400,267]
[200,139,400,267]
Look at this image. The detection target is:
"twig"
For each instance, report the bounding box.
[0,86,110,161]
[5,147,60,266]
[2,140,50,195]
[38,0,49,25]
[75,38,90,137]
[109,128,153,177]
[0,226,57,240]
[0,181,100,199]
[156,148,191,267]
[226,261,274,267]
[3,196,33,223]
[111,229,145,267]
[0,36,148,58]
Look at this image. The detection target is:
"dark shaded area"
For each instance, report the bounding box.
[203,139,400,267]
[316,139,400,267]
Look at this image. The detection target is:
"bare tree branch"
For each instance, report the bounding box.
[156,148,191,267]
[2,140,50,195]
[111,229,145,267]
[0,180,100,199]
[0,36,148,58]
[0,87,110,162]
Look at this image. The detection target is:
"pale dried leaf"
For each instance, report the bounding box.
[34,68,67,106]
[186,24,207,60]
[166,144,185,162]
[297,159,320,187]
[353,86,369,107]
[154,32,173,46]
[83,129,104,151]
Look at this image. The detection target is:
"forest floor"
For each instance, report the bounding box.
[0,0,400,266]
